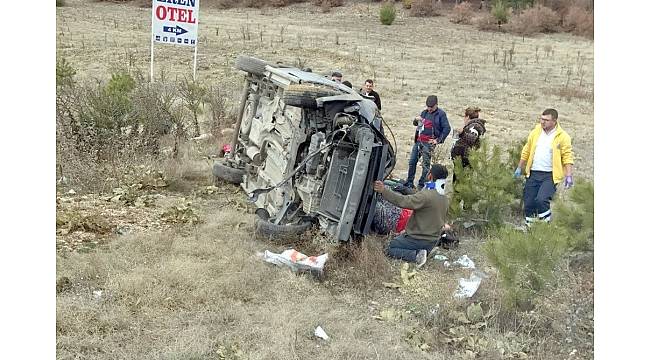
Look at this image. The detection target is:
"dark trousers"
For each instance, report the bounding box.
[386,233,435,263]
[523,171,556,222]
[405,141,434,188]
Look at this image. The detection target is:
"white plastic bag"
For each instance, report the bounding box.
[453,272,483,299]
[314,325,330,340]
[452,254,476,269]
[258,249,329,275]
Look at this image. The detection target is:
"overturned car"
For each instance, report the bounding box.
[213,55,395,241]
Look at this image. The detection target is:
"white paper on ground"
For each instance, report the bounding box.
[314,325,330,340]
[454,272,483,299]
[452,255,476,269]
[258,249,329,274]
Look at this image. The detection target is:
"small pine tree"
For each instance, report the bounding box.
[451,141,522,227]
[56,57,76,87]
[490,0,510,24]
[179,78,207,137]
[379,2,397,25]
[104,71,136,126]
[553,179,594,251]
[484,222,568,309]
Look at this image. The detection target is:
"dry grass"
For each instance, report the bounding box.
[505,5,560,36]
[410,0,443,17]
[449,1,475,25]
[56,201,450,359]
[563,6,594,39]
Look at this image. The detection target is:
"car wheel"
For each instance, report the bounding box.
[282,84,339,109]
[235,55,269,76]
[212,159,245,184]
[254,211,314,240]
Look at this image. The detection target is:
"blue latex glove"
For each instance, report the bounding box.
[564,175,574,188]
[514,167,522,178]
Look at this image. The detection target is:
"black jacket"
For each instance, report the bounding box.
[360,89,382,110]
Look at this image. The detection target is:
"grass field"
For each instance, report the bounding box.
[56,1,594,359]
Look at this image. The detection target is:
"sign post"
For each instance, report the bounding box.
[150,0,201,81]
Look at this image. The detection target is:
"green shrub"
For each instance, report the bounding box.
[379,2,397,25]
[484,222,568,309]
[490,0,511,24]
[56,58,76,87]
[179,78,207,137]
[451,142,522,227]
[505,0,534,11]
[56,0,66,7]
[553,179,594,251]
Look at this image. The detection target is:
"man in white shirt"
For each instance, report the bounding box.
[514,109,575,226]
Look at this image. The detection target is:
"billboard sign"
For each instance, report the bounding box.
[151,0,200,47]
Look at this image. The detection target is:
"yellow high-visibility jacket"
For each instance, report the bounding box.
[520,123,574,184]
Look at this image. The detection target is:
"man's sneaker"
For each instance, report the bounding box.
[415,250,427,269]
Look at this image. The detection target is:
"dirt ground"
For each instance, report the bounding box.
[56,1,594,359]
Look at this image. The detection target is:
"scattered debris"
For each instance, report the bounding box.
[139,169,168,189]
[67,189,76,195]
[105,185,156,207]
[400,263,418,284]
[463,221,475,229]
[382,282,401,289]
[429,304,441,316]
[258,249,328,278]
[452,255,476,269]
[433,254,448,261]
[161,202,201,225]
[454,272,484,299]
[92,290,103,300]
[192,133,214,142]
[196,185,221,196]
[373,307,404,322]
[56,211,112,235]
[314,325,330,340]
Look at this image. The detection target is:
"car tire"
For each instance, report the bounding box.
[283,84,339,109]
[212,159,245,184]
[254,212,314,240]
[235,55,269,76]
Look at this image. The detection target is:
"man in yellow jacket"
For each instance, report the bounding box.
[514,109,574,226]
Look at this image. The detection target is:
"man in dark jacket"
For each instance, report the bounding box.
[404,95,451,189]
[360,79,381,110]
[374,164,450,268]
